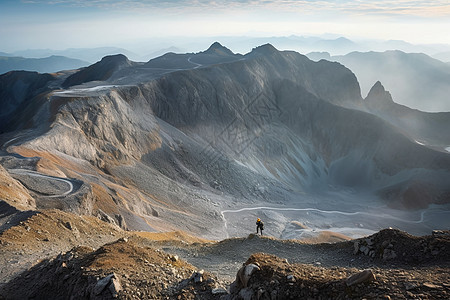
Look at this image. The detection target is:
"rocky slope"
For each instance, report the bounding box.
[0,208,448,299]
[0,43,449,241]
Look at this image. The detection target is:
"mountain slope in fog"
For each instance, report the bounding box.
[0,55,89,75]
[332,50,450,112]
[364,81,450,150]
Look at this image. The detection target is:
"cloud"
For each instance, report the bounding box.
[19,0,450,18]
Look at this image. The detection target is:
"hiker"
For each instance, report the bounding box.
[256,218,264,235]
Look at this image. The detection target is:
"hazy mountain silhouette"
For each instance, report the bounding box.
[364,81,450,150]
[11,47,138,63]
[0,55,89,75]
[325,50,450,112]
[433,51,450,63]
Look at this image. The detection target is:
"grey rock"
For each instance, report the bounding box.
[241,264,260,287]
[432,230,449,236]
[383,249,397,260]
[353,241,360,254]
[190,270,204,284]
[94,273,120,296]
[109,276,122,298]
[405,282,417,290]
[212,287,228,294]
[346,269,376,286]
[231,263,261,294]
[238,287,254,300]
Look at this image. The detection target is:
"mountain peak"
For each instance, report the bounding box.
[99,54,130,65]
[62,54,131,88]
[365,81,394,105]
[368,81,385,94]
[251,43,278,55]
[203,42,234,56]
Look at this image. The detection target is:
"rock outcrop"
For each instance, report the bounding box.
[353,228,450,263]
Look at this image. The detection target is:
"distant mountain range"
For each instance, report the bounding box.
[2,47,138,63]
[307,50,450,112]
[433,51,450,63]
[4,35,449,65]
[0,55,89,75]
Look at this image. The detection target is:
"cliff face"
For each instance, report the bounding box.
[1,44,449,238]
[0,71,56,133]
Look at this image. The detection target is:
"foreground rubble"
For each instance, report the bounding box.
[0,221,449,299]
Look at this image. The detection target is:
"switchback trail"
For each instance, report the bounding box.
[8,169,74,198]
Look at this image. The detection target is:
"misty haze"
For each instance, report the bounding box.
[1,1,449,299]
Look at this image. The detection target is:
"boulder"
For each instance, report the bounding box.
[240,264,261,288]
[190,270,204,284]
[93,273,122,297]
[230,263,261,293]
[346,269,376,286]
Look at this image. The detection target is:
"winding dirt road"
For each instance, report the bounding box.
[8,169,74,198]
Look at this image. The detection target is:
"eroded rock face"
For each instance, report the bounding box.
[0,71,56,133]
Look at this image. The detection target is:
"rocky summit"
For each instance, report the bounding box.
[0,43,449,299]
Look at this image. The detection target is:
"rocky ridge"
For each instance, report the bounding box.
[0,218,449,299]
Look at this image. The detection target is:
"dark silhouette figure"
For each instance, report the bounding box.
[256,218,264,235]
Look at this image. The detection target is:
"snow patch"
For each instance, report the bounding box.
[446,146,450,153]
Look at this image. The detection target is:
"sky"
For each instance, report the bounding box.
[1,0,450,53]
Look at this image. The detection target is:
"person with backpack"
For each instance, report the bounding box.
[256,218,264,235]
